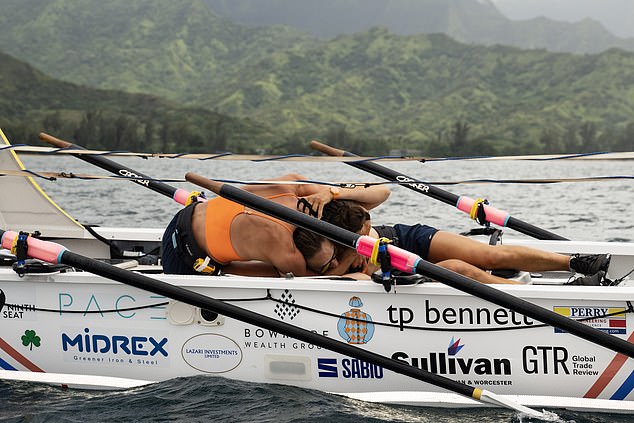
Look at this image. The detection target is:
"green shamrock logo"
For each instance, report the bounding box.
[21,330,41,351]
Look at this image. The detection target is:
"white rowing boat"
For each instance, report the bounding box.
[1,130,634,416]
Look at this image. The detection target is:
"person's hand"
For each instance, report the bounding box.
[297,189,333,219]
[348,254,368,273]
[331,249,367,274]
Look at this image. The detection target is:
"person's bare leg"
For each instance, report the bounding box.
[436,259,520,284]
[427,231,570,272]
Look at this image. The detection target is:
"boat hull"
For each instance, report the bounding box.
[1,268,633,413]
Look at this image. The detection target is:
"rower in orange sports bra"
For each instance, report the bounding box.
[161,172,391,277]
[203,193,295,264]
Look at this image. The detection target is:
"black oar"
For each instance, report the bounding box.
[185,172,634,360]
[0,229,547,418]
[310,140,568,241]
[38,133,193,205]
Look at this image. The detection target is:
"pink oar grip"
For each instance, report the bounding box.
[456,196,510,227]
[1,231,66,264]
[173,188,207,206]
[355,235,421,273]
[173,188,191,206]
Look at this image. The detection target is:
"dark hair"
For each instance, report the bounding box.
[293,201,370,262]
[322,200,371,233]
[293,227,326,260]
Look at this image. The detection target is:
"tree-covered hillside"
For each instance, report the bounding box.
[203,29,634,154]
[0,0,316,100]
[0,51,280,153]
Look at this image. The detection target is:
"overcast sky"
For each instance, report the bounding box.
[490,0,634,38]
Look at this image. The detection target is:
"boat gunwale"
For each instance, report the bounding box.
[1,267,633,301]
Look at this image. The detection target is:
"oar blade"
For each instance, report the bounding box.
[479,390,560,421]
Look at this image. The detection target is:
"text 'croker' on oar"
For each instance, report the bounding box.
[38,132,200,206]
[309,140,568,241]
[0,229,551,419]
[184,172,634,361]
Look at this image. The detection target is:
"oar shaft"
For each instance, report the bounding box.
[311,140,568,241]
[38,133,190,205]
[0,229,475,401]
[186,173,634,360]
[412,259,634,359]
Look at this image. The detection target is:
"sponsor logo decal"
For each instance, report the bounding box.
[522,346,570,375]
[61,327,169,367]
[274,290,300,320]
[0,289,37,321]
[1,304,36,320]
[182,334,242,374]
[395,175,430,193]
[393,337,512,376]
[448,336,464,356]
[57,292,166,320]
[243,327,327,350]
[21,330,41,350]
[118,169,150,186]
[317,358,383,379]
[337,297,375,344]
[522,345,601,376]
[554,306,626,334]
[387,300,535,331]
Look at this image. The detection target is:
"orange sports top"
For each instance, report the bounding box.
[204,194,295,263]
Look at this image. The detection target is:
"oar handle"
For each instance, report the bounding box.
[1,230,66,263]
[310,140,345,156]
[38,132,194,206]
[39,133,72,149]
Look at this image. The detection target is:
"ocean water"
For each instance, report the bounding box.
[2,154,633,422]
[1,374,633,423]
[18,154,634,243]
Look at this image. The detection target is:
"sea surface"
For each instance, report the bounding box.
[1,154,633,422]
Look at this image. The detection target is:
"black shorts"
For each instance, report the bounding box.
[161,203,223,275]
[373,224,439,260]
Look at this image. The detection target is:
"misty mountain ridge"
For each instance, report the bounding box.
[203,0,634,54]
[491,0,634,39]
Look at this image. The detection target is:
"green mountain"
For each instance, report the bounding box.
[0,50,279,153]
[203,0,634,54]
[1,0,633,155]
[0,0,316,100]
[197,29,634,152]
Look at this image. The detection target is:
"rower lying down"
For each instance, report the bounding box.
[293,200,613,286]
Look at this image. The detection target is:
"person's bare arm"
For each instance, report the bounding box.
[339,184,391,210]
[297,183,391,218]
[260,245,314,277]
[222,261,281,277]
[244,173,390,217]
